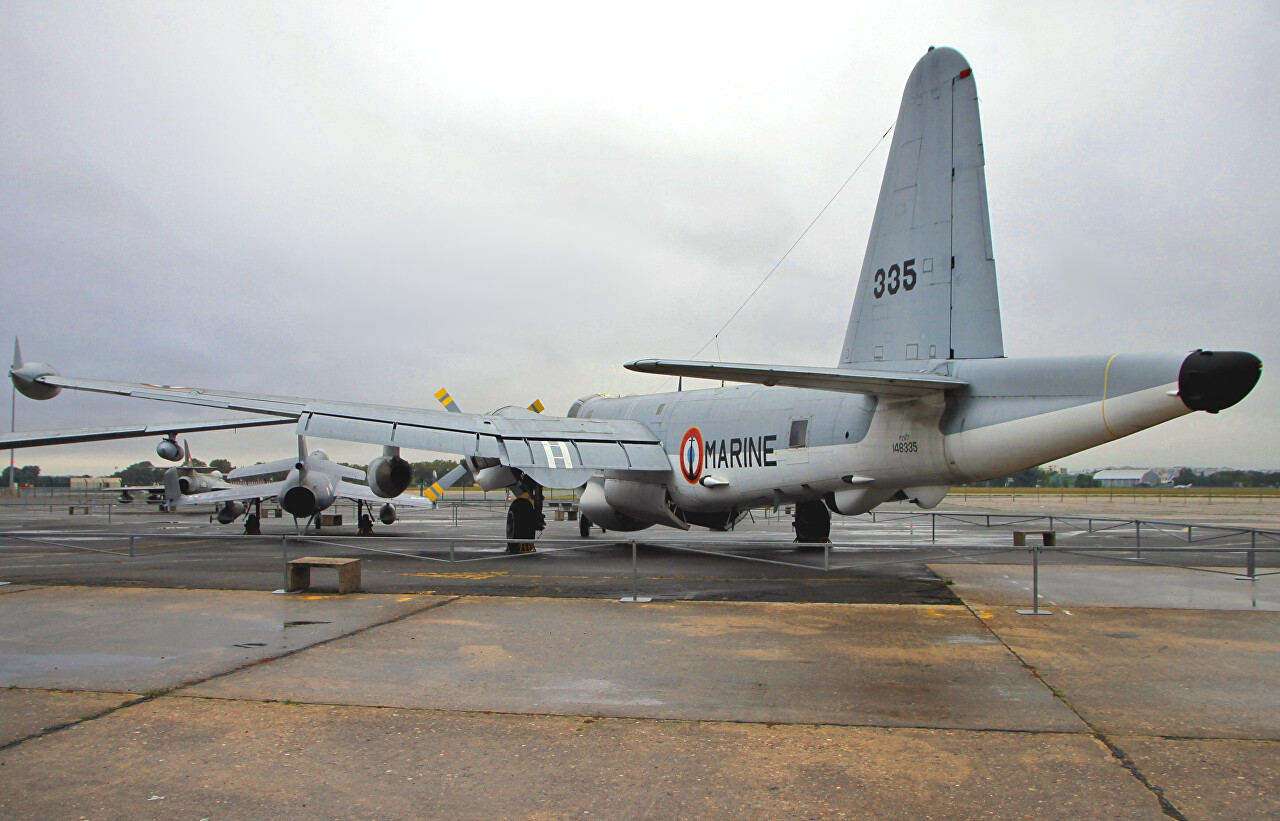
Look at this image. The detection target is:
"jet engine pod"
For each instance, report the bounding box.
[379,503,397,525]
[367,454,412,498]
[10,362,61,400]
[156,438,184,462]
[216,501,245,524]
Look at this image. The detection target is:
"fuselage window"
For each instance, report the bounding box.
[789,419,809,449]
[655,404,664,415]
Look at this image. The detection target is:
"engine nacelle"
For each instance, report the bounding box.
[827,487,898,516]
[178,471,219,495]
[156,438,184,462]
[10,362,61,400]
[367,448,412,499]
[577,476,687,532]
[379,503,397,525]
[216,501,245,524]
[280,470,336,518]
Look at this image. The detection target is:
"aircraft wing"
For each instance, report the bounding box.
[25,372,670,488]
[166,481,286,508]
[0,416,291,450]
[623,359,967,397]
[336,480,439,509]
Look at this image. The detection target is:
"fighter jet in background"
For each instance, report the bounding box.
[163,436,468,533]
[9,47,1262,545]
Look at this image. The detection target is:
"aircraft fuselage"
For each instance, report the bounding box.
[573,350,1257,529]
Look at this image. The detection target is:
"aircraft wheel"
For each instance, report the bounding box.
[793,499,831,548]
[579,513,592,538]
[243,513,261,536]
[507,497,538,553]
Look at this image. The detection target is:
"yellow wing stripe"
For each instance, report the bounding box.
[434,388,455,408]
[1101,354,1119,438]
[528,399,545,413]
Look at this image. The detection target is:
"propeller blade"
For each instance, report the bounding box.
[422,463,469,503]
[434,388,461,413]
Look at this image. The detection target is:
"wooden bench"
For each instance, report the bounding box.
[1013,530,1057,546]
[287,557,361,594]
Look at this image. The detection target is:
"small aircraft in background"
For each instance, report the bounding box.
[163,436,469,533]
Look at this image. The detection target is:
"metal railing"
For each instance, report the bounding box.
[1,522,1276,614]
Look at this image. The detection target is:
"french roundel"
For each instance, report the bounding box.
[679,427,704,484]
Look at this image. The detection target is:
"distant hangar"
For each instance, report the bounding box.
[1093,469,1161,488]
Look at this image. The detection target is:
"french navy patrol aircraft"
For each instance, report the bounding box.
[7,47,1262,544]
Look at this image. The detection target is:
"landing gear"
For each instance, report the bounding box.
[579,513,592,538]
[243,499,263,535]
[792,499,831,548]
[506,483,546,553]
[356,500,374,536]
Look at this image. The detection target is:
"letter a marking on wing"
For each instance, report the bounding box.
[679,427,703,484]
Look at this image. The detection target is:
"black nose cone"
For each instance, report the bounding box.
[1178,350,1262,413]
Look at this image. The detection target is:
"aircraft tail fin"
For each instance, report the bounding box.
[11,338,22,371]
[163,467,183,506]
[839,47,1003,366]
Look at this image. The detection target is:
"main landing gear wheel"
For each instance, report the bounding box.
[793,499,831,549]
[579,513,592,538]
[243,512,261,536]
[506,496,540,553]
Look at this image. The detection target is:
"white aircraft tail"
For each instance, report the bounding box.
[840,46,1003,366]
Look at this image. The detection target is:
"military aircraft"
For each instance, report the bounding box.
[163,435,468,532]
[8,47,1263,545]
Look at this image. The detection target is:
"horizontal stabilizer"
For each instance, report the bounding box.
[624,359,965,397]
[227,457,299,480]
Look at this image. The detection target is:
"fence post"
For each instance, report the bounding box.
[1017,542,1052,615]
[824,541,829,572]
[931,515,936,544]
[129,535,134,559]
[108,504,112,525]
[449,540,455,564]
[281,536,289,589]
[621,539,650,603]
[1135,521,1142,559]
[1238,531,1257,580]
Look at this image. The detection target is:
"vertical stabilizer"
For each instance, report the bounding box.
[840,47,1003,366]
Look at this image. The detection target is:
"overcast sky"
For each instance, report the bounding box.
[2,1,1277,476]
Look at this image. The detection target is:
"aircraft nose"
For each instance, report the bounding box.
[1178,350,1263,413]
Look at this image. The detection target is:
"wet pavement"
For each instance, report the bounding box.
[0,503,1277,819]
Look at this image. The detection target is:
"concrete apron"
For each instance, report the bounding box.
[2,585,1278,820]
